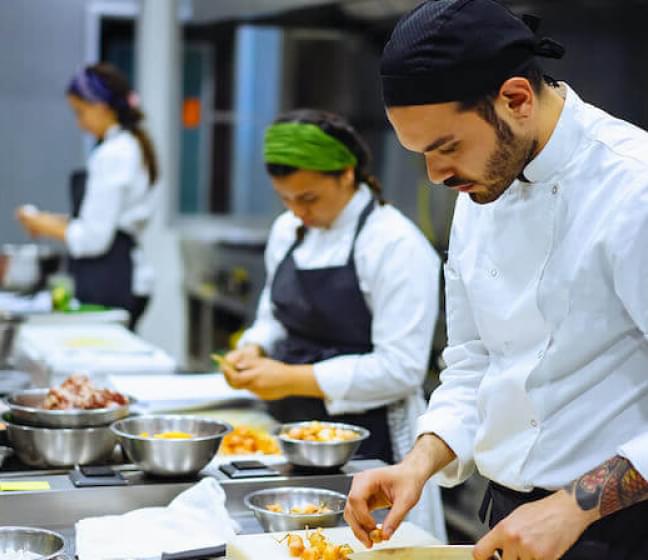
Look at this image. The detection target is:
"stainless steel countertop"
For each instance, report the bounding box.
[0,459,385,556]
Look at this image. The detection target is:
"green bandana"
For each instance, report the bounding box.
[263,122,358,172]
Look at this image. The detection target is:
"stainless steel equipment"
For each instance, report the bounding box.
[276,422,369,468]
[0,527,66,560]
[0,244,62,293]
[111,415,231,476]
[0,312,25,368]
[0,446,13,468]
[3,414,117,467]
[5,389,132,428]
[244,486,346,532]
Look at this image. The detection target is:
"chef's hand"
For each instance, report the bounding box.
[473,489,598,560]
[16,208,68,240]
[345,434,455,548]
[225,344,264,368]
[222,357,294,400]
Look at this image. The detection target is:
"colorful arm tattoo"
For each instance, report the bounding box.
[564,455,648,517]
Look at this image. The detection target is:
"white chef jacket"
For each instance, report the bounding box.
[240,184,440,415]
[65,125,156,296]
[418,84,648,493]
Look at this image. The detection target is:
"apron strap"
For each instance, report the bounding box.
[347,198,376,264]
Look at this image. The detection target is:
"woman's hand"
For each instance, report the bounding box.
[225,344,264,369]
[222,357,294,400]
[16,208,67,241]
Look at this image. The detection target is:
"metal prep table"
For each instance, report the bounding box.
[0,459,386,556]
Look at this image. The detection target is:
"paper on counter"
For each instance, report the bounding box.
[108,373,258,412]
[76,477,240,560]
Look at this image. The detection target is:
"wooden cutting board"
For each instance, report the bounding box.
[227,521,441,559]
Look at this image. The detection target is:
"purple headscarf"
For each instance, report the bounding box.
[67,68,114,105]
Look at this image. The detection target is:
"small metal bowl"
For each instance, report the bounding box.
[0,526,66,560]
[4,388,132,428]
[111,415,232,477]
[276,421,370,468]
[244,486,347,532]
[2,413,117,468]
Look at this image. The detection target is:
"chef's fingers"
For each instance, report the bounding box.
[381,493,416,539]
[224,349,244,365]
[345,474,386,547]
[474,527,509,560]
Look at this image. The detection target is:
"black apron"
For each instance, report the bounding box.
[480,480,648,559]
[67,170,137,314]
[268,198,394,464]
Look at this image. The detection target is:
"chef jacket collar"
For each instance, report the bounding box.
[103,123,122,141]
[522,83,583,185]
[326,183,372,231]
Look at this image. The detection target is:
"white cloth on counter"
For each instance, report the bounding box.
[238,184,441,417]
[418,84,648,492]
[65,124,156,296]
[75,478,239,560]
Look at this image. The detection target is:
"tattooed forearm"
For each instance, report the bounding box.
[564,456,648,517]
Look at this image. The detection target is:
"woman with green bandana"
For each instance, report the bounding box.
[223,108,441,472]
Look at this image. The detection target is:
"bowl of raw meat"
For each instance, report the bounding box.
[4,374,132,428]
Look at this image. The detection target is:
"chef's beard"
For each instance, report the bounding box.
[469,116,537,205]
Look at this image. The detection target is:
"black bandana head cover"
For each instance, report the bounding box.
[380,0,565,107]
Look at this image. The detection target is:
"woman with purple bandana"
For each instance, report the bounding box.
[16,63,158,330]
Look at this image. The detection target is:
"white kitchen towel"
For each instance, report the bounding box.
[75,478,240,560]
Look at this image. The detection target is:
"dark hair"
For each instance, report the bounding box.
[68,63,159,186]
[266,109,385,205]
[458,62,553,126]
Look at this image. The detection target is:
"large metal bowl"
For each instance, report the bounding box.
[4,388,132,428]
[244,486,346,532]
[276,421,370,468]
[111,415,231,477]
[0,527,66,560]
[2,413,117,467]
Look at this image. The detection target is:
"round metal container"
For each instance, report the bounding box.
[244,486,347,532]
[0,527,65,560]
[276,421,370,468]
[111,415,231,477]
[3,413,117,467]
[4,388,132,428]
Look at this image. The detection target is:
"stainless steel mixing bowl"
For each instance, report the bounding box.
[4,388,132,428]
[2,413,117,467]
[244,486,347,532]
[111,415,231,477]
[276,421,370,468]
[0,526,65,560]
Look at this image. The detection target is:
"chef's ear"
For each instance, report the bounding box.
[498,77,535,120]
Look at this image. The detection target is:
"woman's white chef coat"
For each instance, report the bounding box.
[65,124,155,296]
[419,84,648,493]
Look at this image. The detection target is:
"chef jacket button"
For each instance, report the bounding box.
[530,419,538,428]
[537,350,544,360]
[490,268,498,278]
[552,185,559,194]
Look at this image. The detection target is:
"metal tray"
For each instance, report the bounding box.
[4,388,132,428]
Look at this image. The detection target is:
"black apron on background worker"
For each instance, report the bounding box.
[67,169,139,324]
[268,198,394,464]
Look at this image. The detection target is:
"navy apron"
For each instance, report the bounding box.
[268,198,394,464]
[67,170,136,314]
[480,480,648,559]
